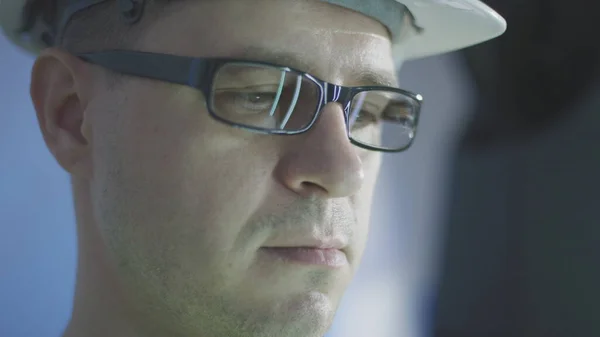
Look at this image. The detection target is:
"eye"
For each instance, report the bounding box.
[382,102,415,126]
[356,110,378,123]
[235,92,276,112]
[348,110,378,131]
[244,93,274,104]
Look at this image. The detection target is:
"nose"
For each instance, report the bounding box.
[274,102,364,198]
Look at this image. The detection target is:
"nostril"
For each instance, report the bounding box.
[300,181,328,196]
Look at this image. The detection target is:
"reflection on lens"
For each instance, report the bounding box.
[211,63,320,131]
[349,90,419,151]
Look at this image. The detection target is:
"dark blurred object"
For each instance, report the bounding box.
[462,0,600,147]
[432,1,600,337]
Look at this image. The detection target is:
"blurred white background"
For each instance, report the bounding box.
[0,32,475,337]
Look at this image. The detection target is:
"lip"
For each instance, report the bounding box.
[261,247,348,268]
[264,237,347,250]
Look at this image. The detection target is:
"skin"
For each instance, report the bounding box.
[29,0,398,336]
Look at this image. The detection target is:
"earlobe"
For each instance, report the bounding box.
[30,48,93,178]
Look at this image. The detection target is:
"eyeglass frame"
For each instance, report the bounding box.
[77,50,424,153]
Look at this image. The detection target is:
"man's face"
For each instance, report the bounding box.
[86,0,395,335]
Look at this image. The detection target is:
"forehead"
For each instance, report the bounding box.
[138,0,397,86]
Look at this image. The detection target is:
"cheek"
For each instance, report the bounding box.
[351,153,382,256]
[89,83,275,272]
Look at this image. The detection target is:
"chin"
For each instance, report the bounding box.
[279,291,338,330]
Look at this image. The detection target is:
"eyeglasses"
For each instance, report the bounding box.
[78,50,423,152]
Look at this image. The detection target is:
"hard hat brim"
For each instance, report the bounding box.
[0,0,506,61]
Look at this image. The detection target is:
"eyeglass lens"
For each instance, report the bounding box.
[211,63,320,131]
[348,90,418,151]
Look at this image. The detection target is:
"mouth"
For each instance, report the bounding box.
[260,246,348,268]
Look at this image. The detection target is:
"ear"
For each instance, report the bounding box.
[30,48,94,178]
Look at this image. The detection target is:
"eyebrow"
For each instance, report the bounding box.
[235,47,398,88]
[354,70,399,88]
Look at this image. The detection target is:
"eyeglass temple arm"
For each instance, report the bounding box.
[77,51,208,89]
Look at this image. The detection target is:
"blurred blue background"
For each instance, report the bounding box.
[1,35,76,337]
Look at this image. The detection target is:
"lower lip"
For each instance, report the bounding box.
[261,247,348,268]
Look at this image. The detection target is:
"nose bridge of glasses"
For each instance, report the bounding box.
[322,83,353,134]
[323,83,354,105]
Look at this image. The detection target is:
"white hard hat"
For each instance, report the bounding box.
[0,0,506,61]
